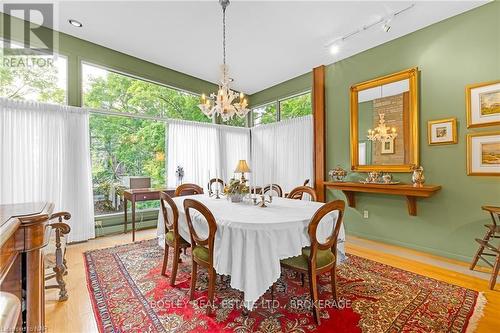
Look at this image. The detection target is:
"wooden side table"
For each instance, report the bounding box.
[123,188,175,242]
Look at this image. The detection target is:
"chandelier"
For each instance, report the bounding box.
[367,113,398,142]
[198,0,249,121]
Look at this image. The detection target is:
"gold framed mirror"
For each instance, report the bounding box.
[350,67,419,172]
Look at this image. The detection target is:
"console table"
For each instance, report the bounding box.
[123,188,175,242]
[324,181,441,216]
[0,202,54,332]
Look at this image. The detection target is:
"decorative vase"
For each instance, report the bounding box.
[382,173,393,184]
[329,166,348,182]
[230,193,243,203]
[411,166,425,187]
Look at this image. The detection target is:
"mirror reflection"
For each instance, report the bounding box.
[357,79,410,166]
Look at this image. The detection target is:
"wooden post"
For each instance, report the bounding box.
[313,66,326,202]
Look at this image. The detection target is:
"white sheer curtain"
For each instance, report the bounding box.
[251,115,313,193]
[219,126,251,181]
[167,120,219,189]
[0,98,95,242]
[167,120,251,189]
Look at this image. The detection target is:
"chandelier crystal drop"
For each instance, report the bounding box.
[198,0,249,121]
[367,113,398,142]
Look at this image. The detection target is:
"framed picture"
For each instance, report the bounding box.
[427,118,457,145]
[466,81,500,128]
[467,131,500,176]
[381,139,394,154]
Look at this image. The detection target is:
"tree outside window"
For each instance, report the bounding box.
[0,41,67,104]
[280,92,312,120]
[82,64,210,216]
[253,103,277,126]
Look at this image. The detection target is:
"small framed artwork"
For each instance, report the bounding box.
[428,118,457,145]
[466,80,500,128]
[381,139,394,154]
[467,131,500,176]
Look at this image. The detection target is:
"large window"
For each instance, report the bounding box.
[280,92,312,120]
[253,102,277,126]
[252,91,311,126]
[0,40,67,104]
[222,114,247,127]
[82,63,208,216]
[82,63,209,121]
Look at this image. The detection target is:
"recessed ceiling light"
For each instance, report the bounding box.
[68,19,83,28]
[329,43,340,55]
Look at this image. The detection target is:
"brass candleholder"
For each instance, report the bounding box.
[252,194,272,208]
[209,188,221,199]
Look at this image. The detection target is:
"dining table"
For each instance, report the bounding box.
[156,194,346,310]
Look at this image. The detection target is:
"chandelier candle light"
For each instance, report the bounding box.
[198,0,249,121]
[367,113,397,143]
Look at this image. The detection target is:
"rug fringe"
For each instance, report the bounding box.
[466,292,487,333]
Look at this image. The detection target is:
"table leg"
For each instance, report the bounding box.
[132,199,136,242]
[123,199,128,233]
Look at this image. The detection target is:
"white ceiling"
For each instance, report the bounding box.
[5,1,488,94]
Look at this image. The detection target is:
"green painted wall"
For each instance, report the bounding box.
[250,2,500,262]
[0,13,217,107]
[249,72,312,107]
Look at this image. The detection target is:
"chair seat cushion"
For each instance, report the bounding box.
[192,246,210,262]
[166,231,190,245]
[281,247,335,270]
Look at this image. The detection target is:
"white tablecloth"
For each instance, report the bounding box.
[156,194,346,310]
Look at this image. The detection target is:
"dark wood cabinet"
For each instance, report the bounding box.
[0,202,53,332]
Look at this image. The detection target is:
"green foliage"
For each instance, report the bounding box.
[280,93,312,120]
[83,71,211,122]
[222,114,247,127]
[83,69,216,214]
[252,93,311,126]
[0,51,66,103]
[253,103,277,125]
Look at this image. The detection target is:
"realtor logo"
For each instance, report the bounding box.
[2,3,54,55]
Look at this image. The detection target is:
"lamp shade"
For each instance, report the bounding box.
[234,160,251,173]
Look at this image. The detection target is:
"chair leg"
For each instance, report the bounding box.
[189,261,198,301]
[470,229,493,270]
[161,244,169,276]
[308,268,320,325]
[330,264,338,303]
[207,268,216,315]
[170,246,180,286]
[54,264,68,301]
[489,253,500,290]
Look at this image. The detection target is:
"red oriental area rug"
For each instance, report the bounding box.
[84,239,484,333]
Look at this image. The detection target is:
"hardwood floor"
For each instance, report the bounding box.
[45,229,500,333]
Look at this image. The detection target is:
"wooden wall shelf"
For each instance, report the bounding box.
[323,181,441,216]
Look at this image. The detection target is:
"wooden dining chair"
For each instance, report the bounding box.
[160,191,191,286]
[280,200,345,325]
[470,205,500,290]
[174,183,204,197]
[183,199,218,315]
[207,178,225,193]
[262,184,283,197]
[287,186,317,202]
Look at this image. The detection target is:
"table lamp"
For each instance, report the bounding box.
[234,160,251,183]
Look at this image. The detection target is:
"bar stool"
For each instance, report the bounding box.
[470,206,500,290]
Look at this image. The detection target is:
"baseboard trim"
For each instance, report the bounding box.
[348,231,473,264]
